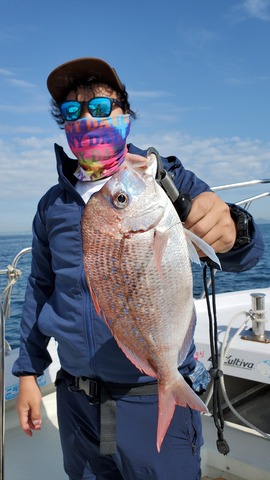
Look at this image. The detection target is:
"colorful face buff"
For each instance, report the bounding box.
[65,114,131,182]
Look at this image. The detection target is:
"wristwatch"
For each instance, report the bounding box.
[230,205,252,249]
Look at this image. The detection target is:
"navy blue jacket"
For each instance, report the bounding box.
[12,143,264,381]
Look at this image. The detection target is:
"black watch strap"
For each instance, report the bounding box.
[230,205,252,249]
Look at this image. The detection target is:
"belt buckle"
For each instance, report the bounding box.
[78,377,100,404]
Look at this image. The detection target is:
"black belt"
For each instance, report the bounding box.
[55,368,158,455]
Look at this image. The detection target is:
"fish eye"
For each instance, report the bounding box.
[113,191,129,208]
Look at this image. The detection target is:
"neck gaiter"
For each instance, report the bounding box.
[65,114,131,181]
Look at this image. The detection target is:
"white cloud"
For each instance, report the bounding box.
[177,26,219,51]
[129,130,270,219]
[0,68,13,76]
[129,130,270,186]
[232,0,270,21]
[0,130,269,231]
[224,74,270,85]
[0,67,37,92]
[0,104,47,113]
[1,131,268,194]
[8,78,36,89]
[0,133,68,201]
[243,0,270,20]
[0,124,46,134]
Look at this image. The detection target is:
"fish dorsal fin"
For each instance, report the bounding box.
[124,150,157,175]
[184,228,221,269]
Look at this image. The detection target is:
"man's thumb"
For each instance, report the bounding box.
[31,408,42,428]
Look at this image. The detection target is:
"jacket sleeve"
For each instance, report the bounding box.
[12,197,55,377]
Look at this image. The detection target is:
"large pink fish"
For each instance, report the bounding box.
[82,151,218,451]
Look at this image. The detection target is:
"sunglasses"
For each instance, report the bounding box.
[60,96,124,121]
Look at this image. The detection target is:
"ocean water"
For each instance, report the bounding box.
[0,225,269,349]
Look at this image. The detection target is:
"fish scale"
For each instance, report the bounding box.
[82,153,215,451]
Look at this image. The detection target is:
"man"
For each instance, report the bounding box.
[13,57,264,480]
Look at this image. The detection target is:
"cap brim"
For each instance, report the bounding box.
[47,57,124,103]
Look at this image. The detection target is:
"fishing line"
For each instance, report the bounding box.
[203,264,230,455]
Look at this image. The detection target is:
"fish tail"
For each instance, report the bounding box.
[157,377,208,452]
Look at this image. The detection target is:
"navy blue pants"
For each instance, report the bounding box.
[56,379,203,480]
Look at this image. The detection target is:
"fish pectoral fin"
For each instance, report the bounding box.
[184,228,221,269]
[87,279,102,317]
[153,227,169,277]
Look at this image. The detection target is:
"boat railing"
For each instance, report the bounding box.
[212,178,270,208]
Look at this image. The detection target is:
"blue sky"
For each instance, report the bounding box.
[0,0,270,233]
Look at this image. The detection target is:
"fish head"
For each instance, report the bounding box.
[91,155,166,234]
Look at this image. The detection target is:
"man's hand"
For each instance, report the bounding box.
[16,375,42,437]
[184,192,237,255]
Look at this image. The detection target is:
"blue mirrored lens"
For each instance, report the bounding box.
[61,102,81,121]
[88,98,111,117]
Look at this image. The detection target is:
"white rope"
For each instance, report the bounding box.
[1,265,22,320]
[1,264,23,354]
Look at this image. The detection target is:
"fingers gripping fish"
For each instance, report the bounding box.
[82,151,220,452]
